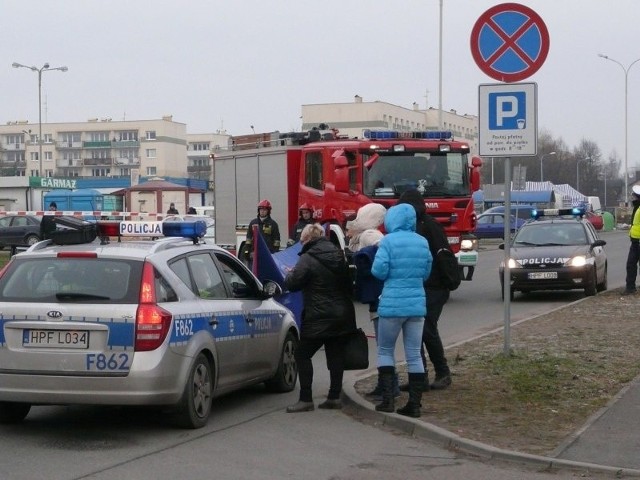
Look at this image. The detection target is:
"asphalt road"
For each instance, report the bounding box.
[0,230,629,480]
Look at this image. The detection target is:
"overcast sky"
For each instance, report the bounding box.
[4,0,640,171]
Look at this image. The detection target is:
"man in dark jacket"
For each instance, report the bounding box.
[398,189,453,390]
[284,223,356,412]
[40,201,58,240]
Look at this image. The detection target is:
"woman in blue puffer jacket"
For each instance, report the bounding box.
[371,203,432,418]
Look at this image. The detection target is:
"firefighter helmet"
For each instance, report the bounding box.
[298,203,312,214]
[257,199,272,212]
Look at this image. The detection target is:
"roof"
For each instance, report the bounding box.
[112,179,203,195]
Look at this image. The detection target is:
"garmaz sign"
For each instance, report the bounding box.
[29,177,78,189]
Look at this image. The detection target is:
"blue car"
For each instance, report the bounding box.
[475,212,525,239]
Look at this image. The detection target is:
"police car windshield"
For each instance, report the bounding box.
[514,223,587,246]
[363,152,468,198]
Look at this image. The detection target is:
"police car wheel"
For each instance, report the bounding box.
[596,265,608,292]
[264,331,298,393]
[584,268,597,297]
[0,401,31,424]
[174,353,213,429]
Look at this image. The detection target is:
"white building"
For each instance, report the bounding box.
[301,95,479,155]
[0,116,231,181]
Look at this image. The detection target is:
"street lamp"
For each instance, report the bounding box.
[12,61,68,179]
[598,53,640,206]
[576,157,591,192]
[539,151,556,182]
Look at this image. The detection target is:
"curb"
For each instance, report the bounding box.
[343,283,640,477]
[342,370,640,478]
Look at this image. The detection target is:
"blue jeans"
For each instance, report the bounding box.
[376,316,425,373]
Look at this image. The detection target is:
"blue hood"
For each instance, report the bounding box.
[384,203,416,234]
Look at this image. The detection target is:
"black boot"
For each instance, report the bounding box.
[375,366,395,413]
[399,372,429,392]
[396,373,425,418]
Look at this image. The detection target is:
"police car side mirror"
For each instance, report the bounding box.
[262,280,282,297]
[498,243,505,250]
[590,239,606,250]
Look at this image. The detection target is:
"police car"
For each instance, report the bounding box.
[0,220,298,428]
[498,208,607,300]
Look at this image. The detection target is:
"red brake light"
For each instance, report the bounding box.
[57,252,98,258]
[135,262,172,351]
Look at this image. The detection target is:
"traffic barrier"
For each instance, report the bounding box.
[0,211,170,219]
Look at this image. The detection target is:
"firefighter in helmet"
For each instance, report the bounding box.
[288,203,314,245]
[244,199,281,256]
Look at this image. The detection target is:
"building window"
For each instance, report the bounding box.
[146,149,157,158]
[91,168,111,177]
[90,132,109,142]
[44,151,53,160]
[146,166,157,176]
[44,134,53,143]
[191,142,210,151]
[118,131,138,141]
[146,131,156,140]
[30,152,39,161]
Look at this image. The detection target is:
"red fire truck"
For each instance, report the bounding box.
[212,127,482,280]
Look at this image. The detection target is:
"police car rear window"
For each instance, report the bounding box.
[0,258,143,303]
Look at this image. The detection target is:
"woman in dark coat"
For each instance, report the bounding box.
[284,223,356,412]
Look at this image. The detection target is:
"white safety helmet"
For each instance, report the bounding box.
[632,184,640,196]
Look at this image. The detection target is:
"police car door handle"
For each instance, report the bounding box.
[208,316,218,326]
[246,316,255,324]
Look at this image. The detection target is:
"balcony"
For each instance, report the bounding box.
[83,157,113,166]
[112,140,140,148]
[57,141,83,149]
[83,141,112,148]
[113,157,141,166]
[188,165,212,174]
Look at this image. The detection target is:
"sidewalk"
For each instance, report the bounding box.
[342,368,640,477]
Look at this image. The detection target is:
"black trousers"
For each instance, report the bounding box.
[420,288,450,378]
[295,336,346,402]
[626,239,640,290]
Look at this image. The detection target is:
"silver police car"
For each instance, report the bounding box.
[0,220,298,428]
[498,208,607,300]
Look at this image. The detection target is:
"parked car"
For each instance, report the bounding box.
[0,220,298,428]
[482,204,537,222]
[585,210,604,230]
[0,215,41,249]
[475,212,524,239]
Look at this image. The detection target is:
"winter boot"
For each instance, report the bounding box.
[396,373,425,418]
[375,366,396,413]
[399,372,429,393]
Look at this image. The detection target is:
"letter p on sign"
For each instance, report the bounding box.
[489,92,526,130]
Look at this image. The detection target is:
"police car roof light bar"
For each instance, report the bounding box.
[96,220,207,243]
[531,207,585,220]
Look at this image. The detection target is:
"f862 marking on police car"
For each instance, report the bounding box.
[174,318,194,338]
[86,352,130,371]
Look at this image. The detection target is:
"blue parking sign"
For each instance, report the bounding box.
[488,91,526,130]
[479,82,537,157]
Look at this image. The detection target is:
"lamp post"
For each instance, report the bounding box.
[576,157,591,193]
[12,61,68,179]
[598,53,640,206]
[539,151,556,182]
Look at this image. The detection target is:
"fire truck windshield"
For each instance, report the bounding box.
[363,152,468,198]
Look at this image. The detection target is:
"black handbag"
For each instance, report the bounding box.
[343,328,369,370]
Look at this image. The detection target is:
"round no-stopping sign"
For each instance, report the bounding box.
[470,3,549,83]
